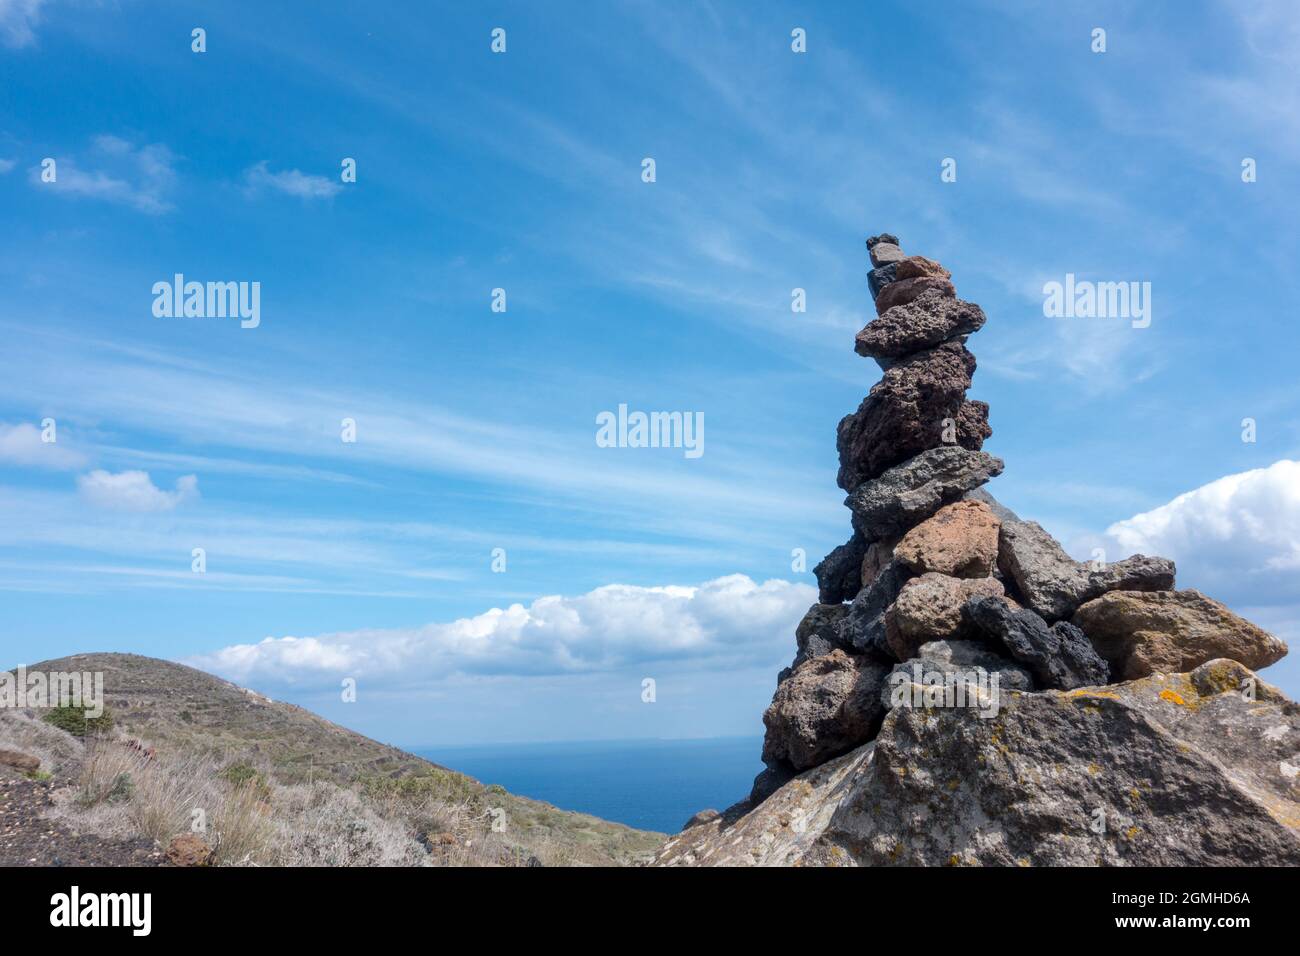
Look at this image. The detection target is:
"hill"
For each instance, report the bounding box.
[1,653,663,866]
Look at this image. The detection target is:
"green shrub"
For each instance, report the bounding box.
[41,704,114,737]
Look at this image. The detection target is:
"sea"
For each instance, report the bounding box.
[417,736,763,834]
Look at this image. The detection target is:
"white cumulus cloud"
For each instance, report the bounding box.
[191,574,816,686]
[242,161,341,200]
[1106,459,1300,602]
[0,422,86,468]
[33,136,177,213]
[77,470,199,512]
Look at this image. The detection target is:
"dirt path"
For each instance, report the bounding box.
[0,769,162,866]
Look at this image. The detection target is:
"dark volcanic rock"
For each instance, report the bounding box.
[813,533,867,604]
[836,559,911,659]
[855,288,986,365]
[865,233,899,249]
[836,340,989,489]
[868,262,899,300]
[748,760,795,806]
[963,596,1109,690]
[761,649,890,771]
[881,638,1035,711]
[779,603,852,682]
[845,446,1005,540]
[874,276,955,315]
[999,519,1176,621]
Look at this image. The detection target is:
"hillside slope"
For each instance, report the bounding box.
[5,653,663,866]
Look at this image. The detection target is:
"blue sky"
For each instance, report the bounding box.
[2,0,1299,747]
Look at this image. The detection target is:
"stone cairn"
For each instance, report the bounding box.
[749,233,1288,805]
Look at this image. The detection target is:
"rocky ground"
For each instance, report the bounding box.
[0,767,161,866]
[654,233,1297,866]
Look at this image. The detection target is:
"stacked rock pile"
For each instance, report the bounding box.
[750,233,1288,804]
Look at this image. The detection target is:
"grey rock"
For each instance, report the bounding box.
[855,289,987,365]
[845,446,1005,541]
[868,242,906,267]
[760,649,891,771]
[683,808,720,829]
[999,519,1176,620]
[655,665,1300,866]
[963,596,1110,690]
[836,559,911,658]
[881,638,1034,711]
[963,486,1020,523]
[813,533,866,604]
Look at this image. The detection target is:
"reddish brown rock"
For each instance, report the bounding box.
[1072,589,1288,680]
[874,276,955,315]
[836,340,989,489]
[894,500,1000,577]
[855,288,986,364]
[0,749,40,772]
[164,833,214,867]
[886,573,1005,661]
[894,256,951,281]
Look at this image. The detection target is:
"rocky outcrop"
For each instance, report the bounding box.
[761,650,889,771]
[718,231,1289,852]
[656,662,1300,866]
[1072,589,1288,680]
[998,518,1175,621]
[894,499,1000,577]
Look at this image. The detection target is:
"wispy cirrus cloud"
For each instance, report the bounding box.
[241,160,341,200]
[0,0,47,48]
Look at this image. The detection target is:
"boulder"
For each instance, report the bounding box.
[963,596,1110,690]
[165,834,215,867]
[813,533,866,604]
[894,499,1000,577]
[837,340,990,489]
[874,275,955,315]
[998,518,1176,621]
[761,650,891,771]
[860,539,896,588]
[779,603,851,681]
[893,255,951,280]
[683,809,720,829]
[868,241,906,267]
[882,639,1034,707]
[868,262,898,299]
[656,665,1300,866]
[854,288,986,365]
[1072,589,1288,680]
[836,559,911,658]
[0,749,40,772]
[845,446,1005,540]
[886,573,1005,660]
